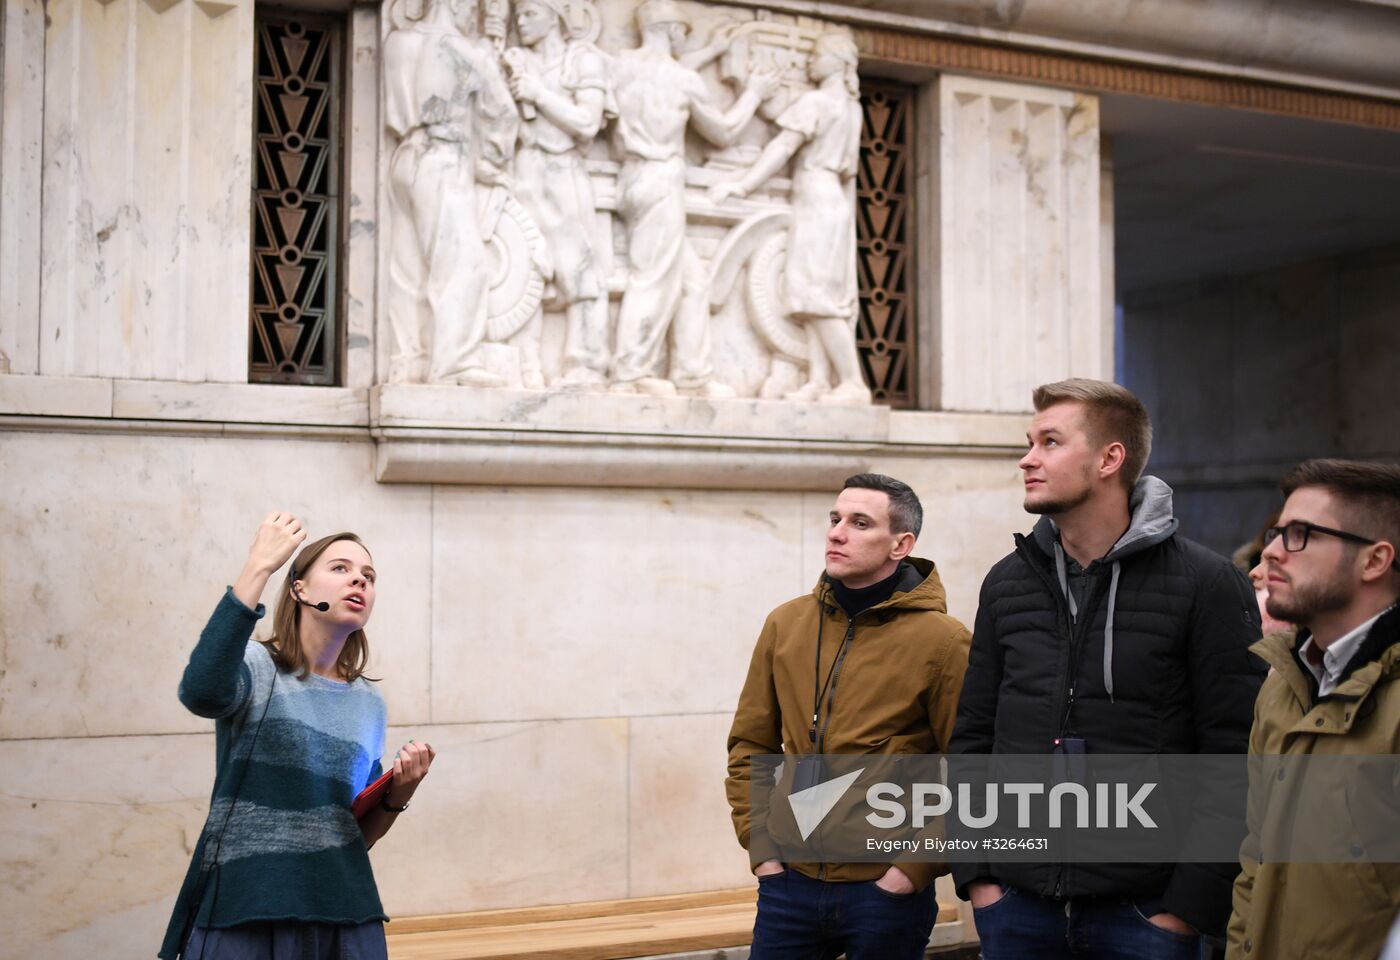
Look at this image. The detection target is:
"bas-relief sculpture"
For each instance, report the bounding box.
[381,0,873,404]
[383,0,526,387]
[504,0,612,388]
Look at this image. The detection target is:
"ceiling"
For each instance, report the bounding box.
[1103,94,1400,295]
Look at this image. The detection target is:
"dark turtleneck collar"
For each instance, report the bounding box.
[829,563,905,618]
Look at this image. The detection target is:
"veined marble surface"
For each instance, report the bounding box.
[0,424,1025,954]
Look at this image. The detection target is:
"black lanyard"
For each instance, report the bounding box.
[809,587,848,743]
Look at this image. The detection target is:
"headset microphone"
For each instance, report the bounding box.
[288,565,330,612]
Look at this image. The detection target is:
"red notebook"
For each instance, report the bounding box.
[352,770,394,820]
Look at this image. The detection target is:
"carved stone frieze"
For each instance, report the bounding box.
[380,0,873,403]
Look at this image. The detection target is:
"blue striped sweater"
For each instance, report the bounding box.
[160,589,387,958]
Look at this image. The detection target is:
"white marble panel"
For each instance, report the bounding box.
[184,0,255,384]
[370,719,630,914]
[39,0,114,380]
[430,487,807,723]
[0,432,432,739]
[38,0,253,383]
[344,6,382,391]
[628,712,756,896]
[931,75,1103,414]
[129,0,188,382]
[0,0,45,376]
[0,732,216,959]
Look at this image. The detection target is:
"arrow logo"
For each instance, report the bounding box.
[788,768,865,841]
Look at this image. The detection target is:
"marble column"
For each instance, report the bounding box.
[0,0,45,376]
[38,0,252,382]
[918,74,1108,414]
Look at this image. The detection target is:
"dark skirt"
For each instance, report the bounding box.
[182,920,387,960]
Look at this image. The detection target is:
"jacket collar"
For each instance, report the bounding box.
[1027,475,1180,568]
[1252,605,1400,711]
[812,556,947,617]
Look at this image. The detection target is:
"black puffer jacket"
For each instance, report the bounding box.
[950,477,1266,938]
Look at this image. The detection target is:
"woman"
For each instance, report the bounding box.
[708,32,871,404]
[160,513,435,959]
[1237,514,1292,635]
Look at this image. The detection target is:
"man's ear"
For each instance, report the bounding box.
[891,531,915,562]
[1360,541,1397,584]
[1099,441,1127,482]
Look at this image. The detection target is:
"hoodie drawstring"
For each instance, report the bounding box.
[1104,561,1121,704]
[1053,542,1079,622]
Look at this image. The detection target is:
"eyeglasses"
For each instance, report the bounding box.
[1264,520,1400,570]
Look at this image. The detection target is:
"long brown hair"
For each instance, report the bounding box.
[263,532,374,682]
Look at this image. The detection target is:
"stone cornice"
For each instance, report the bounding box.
[730,0,1400,101]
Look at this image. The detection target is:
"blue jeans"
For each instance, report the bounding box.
[750,868,939,960]
[973,886,1203,960]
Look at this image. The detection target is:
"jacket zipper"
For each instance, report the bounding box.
[1015,536,1104,899]
[814,613,858,880]
[816,615,858,754]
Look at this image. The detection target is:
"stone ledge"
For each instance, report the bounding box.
[372,428,874,491]
[0,377,1029,491]
[0,375,368,426]
[371,384,890,442]
[0,374,112,418]
[112,379,368,426]
[370,385,1027,490]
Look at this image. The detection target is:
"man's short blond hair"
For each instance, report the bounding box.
[1032,378,1153,488]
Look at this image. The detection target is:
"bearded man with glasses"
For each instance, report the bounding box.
[1229,458,1400,960]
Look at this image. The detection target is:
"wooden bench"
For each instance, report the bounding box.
[385,886,968,960]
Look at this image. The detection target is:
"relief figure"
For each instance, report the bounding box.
[710,32,870,404]
[384,0,520,385]
[608,0,776,398]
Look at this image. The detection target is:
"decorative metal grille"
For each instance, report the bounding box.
[249,13,342,385]
[857,80,917,408]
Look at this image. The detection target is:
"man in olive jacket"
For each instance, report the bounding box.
[1228,460,1400,960]
[727,473,971,960]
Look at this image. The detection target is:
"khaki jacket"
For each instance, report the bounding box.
[1228,617,1400,960]
[726,558,971,890]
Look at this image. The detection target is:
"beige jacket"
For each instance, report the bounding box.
[1228,615,1400,960]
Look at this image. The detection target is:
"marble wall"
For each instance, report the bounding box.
[34,0,253,383]
[0,428,1027,956]
[5,0,1112,410]
[0,0,1109,955]
[0,0,44,376]
[919,75,1108,413]
[1120,243,1400,556]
